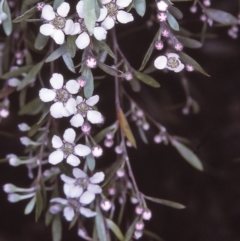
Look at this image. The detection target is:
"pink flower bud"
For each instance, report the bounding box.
[108,187,116,196]
[135,221,144,231]
[157,12,167,22]
[142,209,152,220]
[86,57,97,68]
[115,145,123,154]
[135,205,144,215]
[104,139,114,148]
[92,146,103,157]
[155,40,164,50]
[190,5,197,13]
[154,135,162,144]
[174,43,183,51]
[77,76,87,87]
[81,123,91,133]
[124,72,133,81]
[100,200,112,211]
[36,2,45,11]
[186,64,194,72]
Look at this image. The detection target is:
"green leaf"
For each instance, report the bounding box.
[17,61,44,90]
[124,217,139,241]
[143,230,165,241]
[35,189,43,221]
[12,6,37,23]
[106,219,124,241]
[45,44,67,63]
[172,140,204,171]
[133,0,146,17]
[96,206,107,241]
[117,108,137,148]
[18,98,44,115]
[94,39,115,59]
[0,65,33,79]
[98,61,125,77]
[84,0,97,34]
[94,123,117,144]
[62,51,76,73]
[178,52,210,76]
[129,76,141,92]
[35,33,49,50]
[86,138,95,171]
[205,8,237,25]
[134,71,160,88]
[144,195,186,209]
[139,30,159,71]
[52,215,62,241]
[138,126,148,144]
[53,0,65,9]
[168,6,183,19]
[2,0,12,36]
[167,12,179,31]
[82,67,94,98]
[67,35,77,58]
[45,212,54,226]
[176,36,202,48]
[24,196,36,215]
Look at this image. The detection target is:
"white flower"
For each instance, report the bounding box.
[61,168,104,204]
[39,73,80,118]
[99,0,134,30]
[49,128,91,166]
[75,1,107,49]
[154,53,185,72]
[39,2,74,44]
[69,95,103,128]
[157,1,168,12]
[50,197,97,221]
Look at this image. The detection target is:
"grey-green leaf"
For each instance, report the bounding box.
[18,98,44,115]
[24,196,36,215]
[106,218,124,241]
[96,206,107,241]
[168,5,183,19]
[67,35,77,58]
[84,0,97,34]
[176,36,202,48]
[129,76,141,92]
[12,6,37,23]
[45,44,67,63]
[172,140,204,171]
[53,0,65,9]
[35,189,43,221]
[167,12,179,31]
[133,0,146,17]
[2,0,12,36]
[134,71,160,88]
[124,217,139,241]
[62,51,76,73]
[82,67,94,98]
[205,8,237,25]
[0,65,33,79]
[35,33,49,50]
[98,61,125,77]
[52,215,62,241]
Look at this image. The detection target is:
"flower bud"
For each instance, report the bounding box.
[135,205,144,215]
[92,146,103,157]
[134,230,143,239]
[142,209,152,220]
[104,139,114,148]
[154,135,162,144]
[18,123,30,131]
[135,221,144,231]
[100,200,112,211]
[155,40,164,50]
[81,122,91,134]
[0,108,9,118]
[77,76,87,87]
[124,72,133,81]
[115,145,123,154]
[157,1,168,11]
[86,57,97,68]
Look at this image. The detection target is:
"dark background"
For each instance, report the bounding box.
[1,0,240,240]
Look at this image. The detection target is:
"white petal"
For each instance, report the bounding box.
[76,0,84,18]
[63,128,76,143]
[41,5,55,21]
[70,23,81,35]
[97,7,108,22]
[52,135,63,148]
[94,27,107,41]
[75,32,90,49]
[60,174,75,184]
[67,154,81,166]
[116,0,132,8]
[167,53,180,59]
[72,168,87,178]
[63,206,75,221]
[76,96,83,104]
[157,1,168,11]
[154,56,167,70]
[57,2,70,17]
[74,144,91,156]
[66,80,80,94]
[70,114,84,128]
[101,0,111,4]
[89,172,105,184]
[64,183,83,198]
[51,29,65,45]
[101,16,115,30]
[79,207,96,218]
[87,184,102,194]
[117,11,134,24]
[86,95,99,106]
[65,98,76,115]
[50,102,64,118]
[64,19,74,35]
[173,62,185,73]
[50,73,64,89]
[50,197,68,205]
[39,88,56,102]
[87,110,102,124]
[40,24,54,36]
[49,150,64,165]
[79,191,95,205]
[61,107,71,117]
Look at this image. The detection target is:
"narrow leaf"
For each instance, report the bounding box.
[172,140,204,171]
[84,0,97,34]
[62,51,76,73]
[45,44,67,63]
[2,0,12,36]
[176,36,202,49]
[106,219,124,241]
[129,77,141,92]
[35,189,43,221]
[94,39,115,59]
[168,6,183,19]
[94,123,117,144]
[12,6,37,22]
[138,127,148,144]
[18,98,44,115]
[53,0,65,9]
[143,230,165,241]
[0,65,33,79]
[134,71,160,88]
[67,35,77,58]
[52,215,62,241]
[24,196,36,215]
[124,217,139,241]
[82,67,94,98]
[34,32,49,50]
[117,108,137,148]
[167,12,179,31]
[144,195,186,209]
[133,0,146,17]
[96,206,108,241]
[98,61,124,77]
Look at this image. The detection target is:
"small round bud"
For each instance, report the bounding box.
[135,205,144,215]
[0,108,9,118]
[49,204,62,214]
[131,197,139,204]
[108,187,116,196]
[135,221,144,231]
[186,64,194,72]
[117,169,125,178]
[182,107,189,115]
[200,14,207,22]
[3,184,17,193]
[126,141,132,147]
[131,114,138,121]
[16,59,23,65]
[100,200,112,211]
[8,78,20,87]
[157,12,167,22]
[162,29,170,37]
[124,72,133,81]
[203,0,211,7]
[104,139,114,148]
[86,57,97,68]
[155,40,164,50]
[174,43,183,51]
[36,2,45,11]
[15,51,22,59]
[77,76,87,87]
[142,209,152,220]
[9,156,21,166]
[136,110,144,117]
[115,145,123,154]
[106,132,114,139]
[8,194,21,203]
[81,122,91,134]
[134,230,143,240]
[190,5,197,13]
[92,146,103,157]
[143,122,150,131]
[136,120,143,126]
[154,135,162,144]
[157,1,168,11]
[18,123,30,132]
[20,137,31,146]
